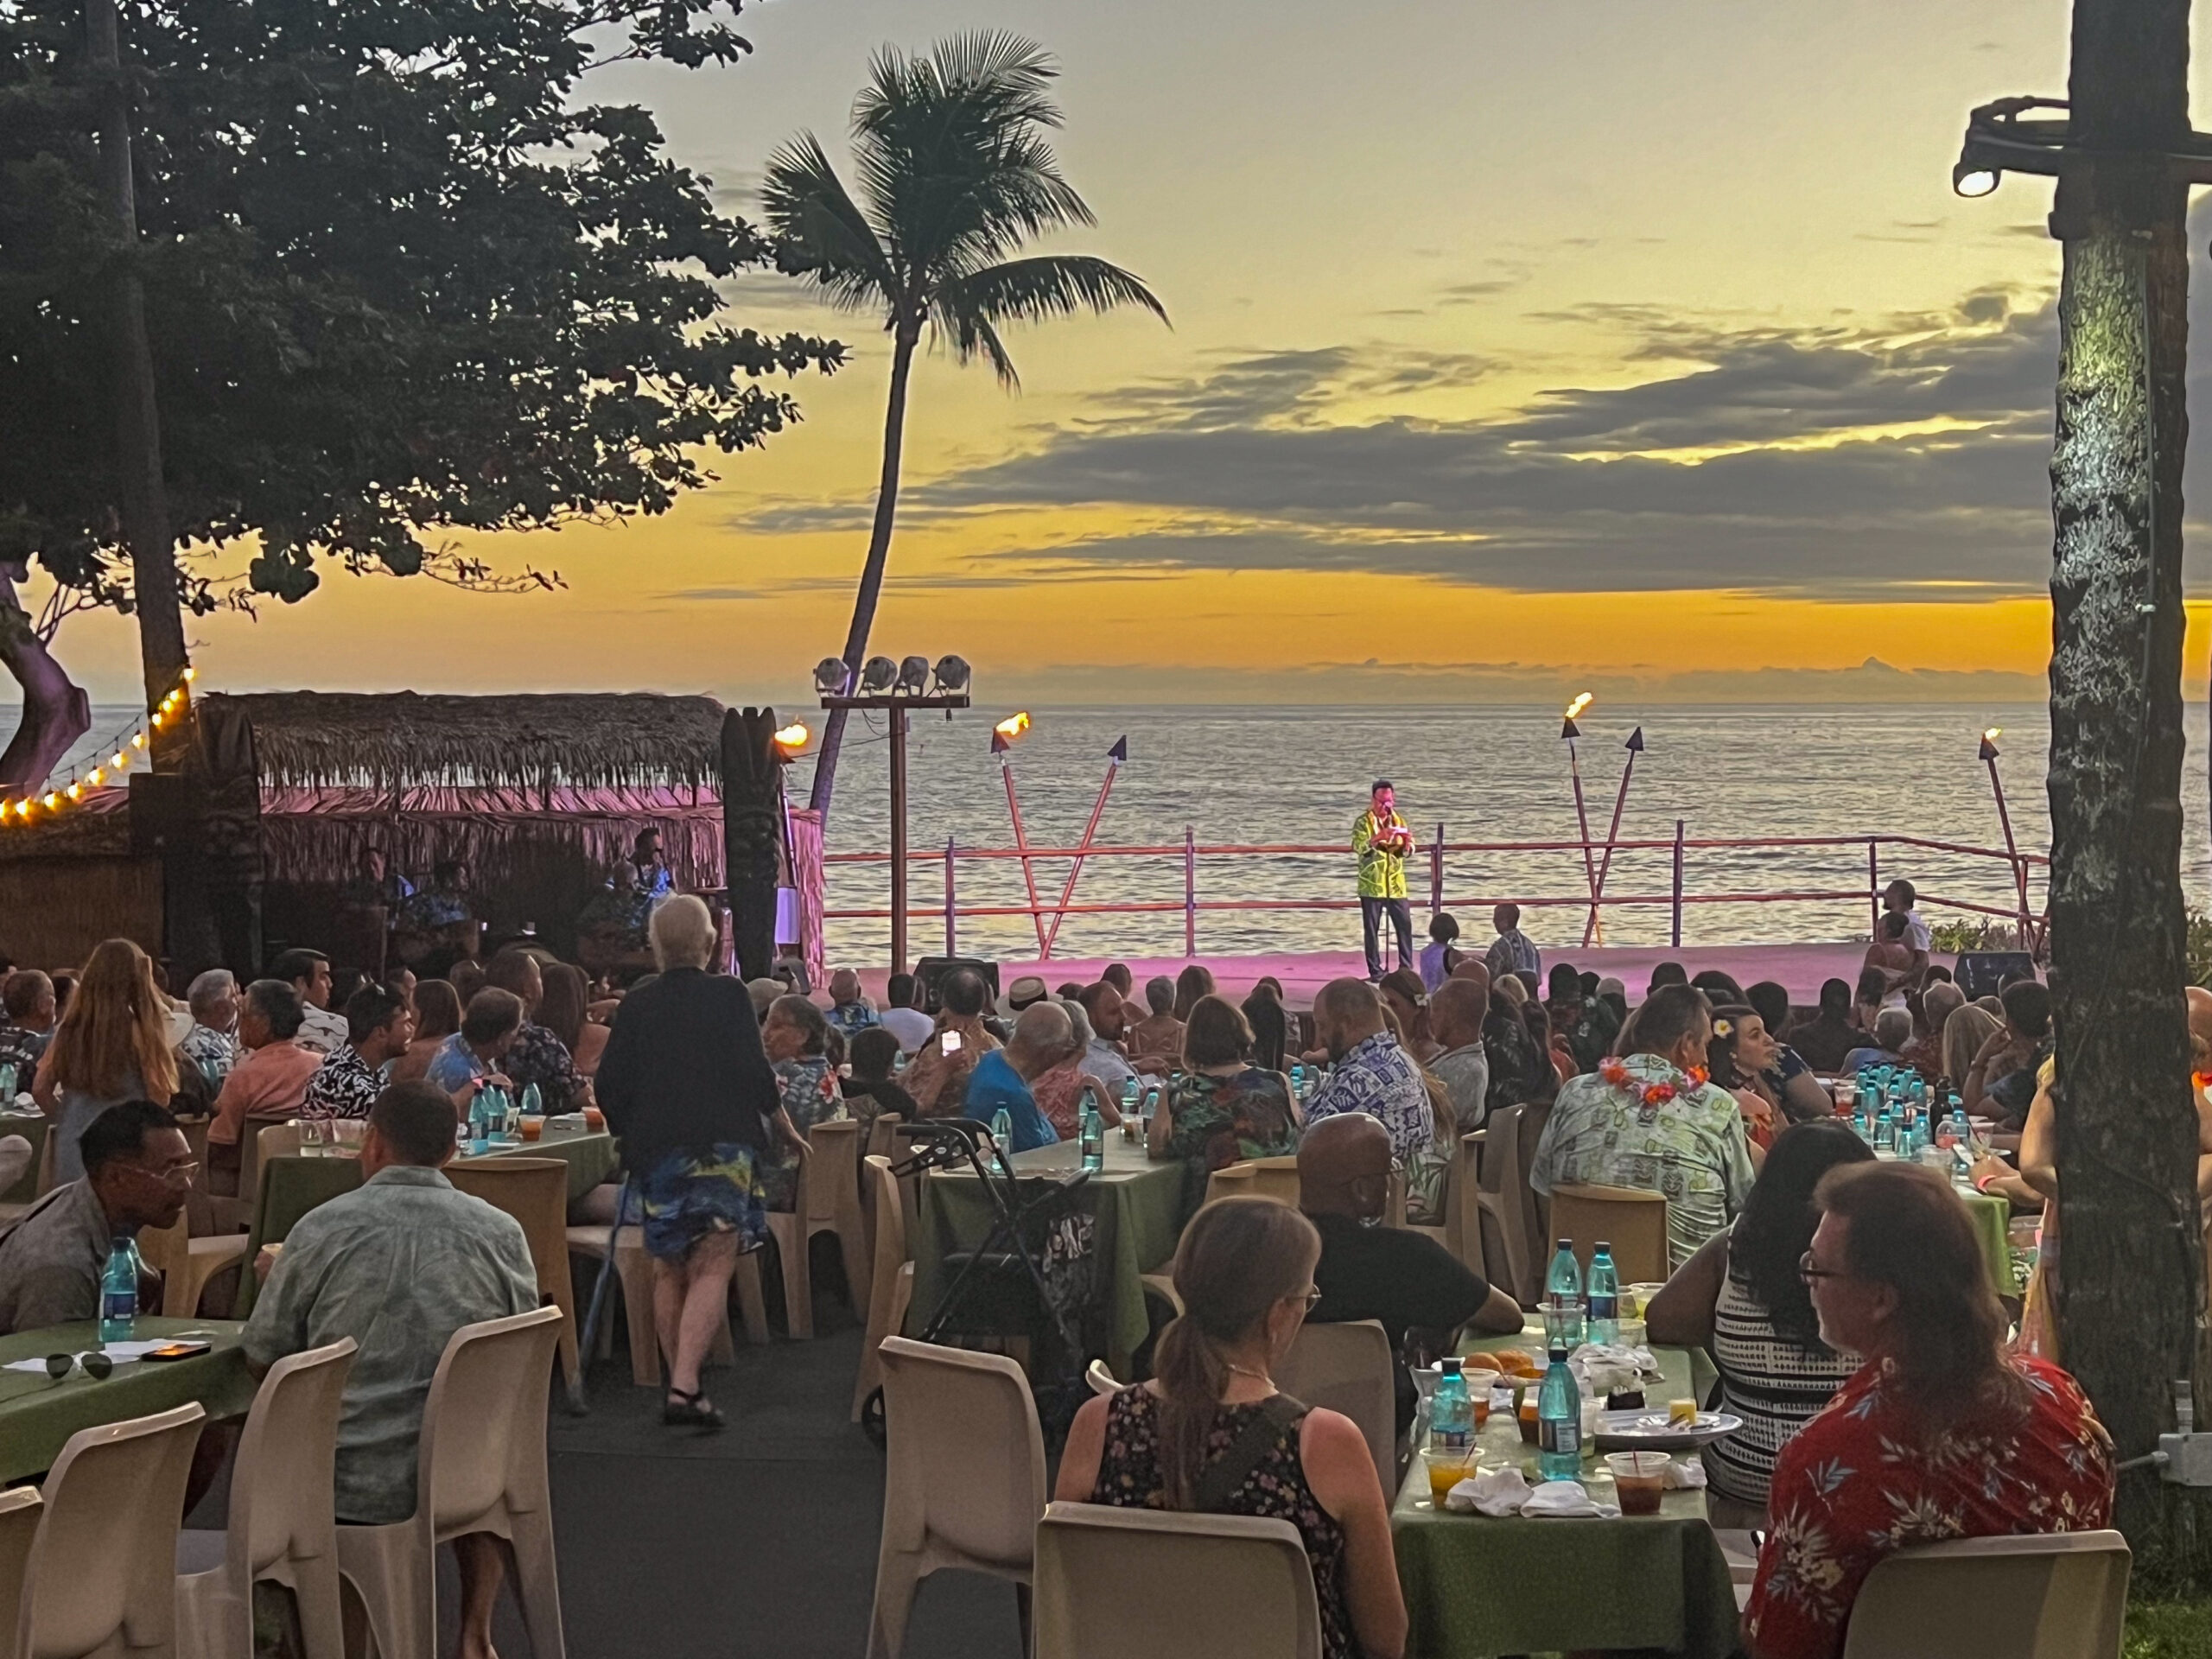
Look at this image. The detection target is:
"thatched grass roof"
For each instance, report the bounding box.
[205,691,727,792]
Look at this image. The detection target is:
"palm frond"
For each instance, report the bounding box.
[933,254,1168,386]
[855,32,1065,141]
[760,132,900,312]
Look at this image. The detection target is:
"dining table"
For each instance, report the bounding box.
[232,1129,621,1316]
[906,1128,1192,1375]
[0,1317,257,1483]
[1391,1327,1741,1659]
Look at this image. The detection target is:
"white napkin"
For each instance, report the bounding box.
[1518,1478,1620,1519]
[1572,1341,1660,1376]
[1447,1465,1531,1516]
[1661,1459,1707,1490]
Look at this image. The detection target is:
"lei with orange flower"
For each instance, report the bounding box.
[1599,1055,1710,1116]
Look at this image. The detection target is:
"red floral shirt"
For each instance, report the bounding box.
[1744,1355,2114,1659]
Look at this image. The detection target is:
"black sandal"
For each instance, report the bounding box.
[662,1387,726,1430]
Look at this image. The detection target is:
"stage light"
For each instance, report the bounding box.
[814,657,853,696]
[772,721,810,757]
[931,654,971,694]
[896,655,931,695]
[1952,165,1999,198]
[859,655,898,694]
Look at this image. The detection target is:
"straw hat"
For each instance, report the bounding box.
[1007,976,1049,1011]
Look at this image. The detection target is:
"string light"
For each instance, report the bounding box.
[2,667,198,829]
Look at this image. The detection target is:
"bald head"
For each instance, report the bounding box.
[1007,1001,1075,1081]
[1921,981,1965,1032]
[1430,976,1488,1051]
[829,969,862,1006]
[1313,977,1384,1061]
[1298,1113,1395,1223]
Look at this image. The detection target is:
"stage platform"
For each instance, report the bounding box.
[852,940,1875,1011]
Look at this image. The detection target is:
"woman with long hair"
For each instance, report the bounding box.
[1241,978,1288,1073]
[1743,1165,2113,1658]
[1645,1121,1874,1527]
[33,938,178,1181]
[537,962,608,1077]
[1153,996,1296,1170]
[390,979,462,1084]
[1054,1198,1406,1659]
[1377,969,1440,1065]
[1481,984,1552,1115]
[1171,963,1216,1023]
[1705,1004,1780,1153]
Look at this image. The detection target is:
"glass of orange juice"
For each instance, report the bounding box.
[582,1105,605,1131]
[1422,1447,1472,1503]
[518,1115,543,1142]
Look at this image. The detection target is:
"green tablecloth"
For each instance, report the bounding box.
[0,1317,257,1482]
[0,1116,48,1206]
[909,1131,1190,1371]
[1392,1332,1739,1659]
[233,1133,620,1316]
[1963,1192,2017,1295]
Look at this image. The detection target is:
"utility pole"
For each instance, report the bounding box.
[1955,0,2208,1560]
[84,0,188,747]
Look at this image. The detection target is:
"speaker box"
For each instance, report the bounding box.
[1955,951,2037,1001]
[914,956,999,1014]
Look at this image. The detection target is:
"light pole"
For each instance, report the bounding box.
[817,654,970,975]
[1978,727,2036,951]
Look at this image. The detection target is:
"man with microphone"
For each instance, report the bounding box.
[1355,779,1415,981]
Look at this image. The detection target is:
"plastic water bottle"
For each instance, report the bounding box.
[0,1063,14,1104]
[1080,1097,1105,1173]
[467,1087,494,1154]
[1291,1062,1306,1098]
[1429,1357,1473,1455]
[99,1237,137,1344]
[988,1107,1014,1165]
[1872,1110,1896,1153]
[1586,1243,1620,1346]
[1119,1077,1140,1119]
[520,1081,542,1119]
[1536,1344,1581,1480]
[1545,1239,1585,1347]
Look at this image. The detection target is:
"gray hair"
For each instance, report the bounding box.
[648,893,715,971]
[1059,996,1096,1052]
[1874,1007,1913,1051]
[1008,1001,1074,1062]
[185,969,236,1019]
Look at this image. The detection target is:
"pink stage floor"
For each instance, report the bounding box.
[855,940,1872,1011]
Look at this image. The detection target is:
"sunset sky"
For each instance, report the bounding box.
[29,0,2212,705]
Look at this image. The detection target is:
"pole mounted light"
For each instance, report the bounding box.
[1951,95,2212,200]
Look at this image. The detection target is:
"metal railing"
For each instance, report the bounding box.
[822,824,2050,962]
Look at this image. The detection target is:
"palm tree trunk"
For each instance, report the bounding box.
[2044,0,2202,1562]
[809,319,919,825]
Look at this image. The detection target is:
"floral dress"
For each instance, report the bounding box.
[1744,1356,2114,1659]
[758,1055,846,1211]
[1166,1069,1299,1171]
[1090,1388,1353,1659]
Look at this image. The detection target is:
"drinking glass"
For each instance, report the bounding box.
[299,1118,327,1158]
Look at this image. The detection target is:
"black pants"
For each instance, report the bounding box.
[1362,896,1412,979]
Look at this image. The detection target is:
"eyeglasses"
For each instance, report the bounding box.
[1797,1250,1848,1285]
[123,1160,199,1189]
[44,1351,114,1382]
[1300,1287,1323,1313]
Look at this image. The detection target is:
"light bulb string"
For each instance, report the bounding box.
[0,666,199,823]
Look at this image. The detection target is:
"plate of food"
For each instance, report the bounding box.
[1592,1404,1744,1450]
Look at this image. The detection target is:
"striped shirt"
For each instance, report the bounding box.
[1701,1262,1859,1510]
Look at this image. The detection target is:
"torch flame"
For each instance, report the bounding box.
[1564,692,1593,722]
[772,721,810,753]
[994,711,1032,741]
[1983,727,2003,744]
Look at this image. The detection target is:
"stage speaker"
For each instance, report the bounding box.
[915,956,999,1014]
[1955,951,2036,1000]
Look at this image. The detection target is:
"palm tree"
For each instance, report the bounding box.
[764,31,1167,820]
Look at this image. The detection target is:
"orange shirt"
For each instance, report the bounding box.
[209,1040,322,1147]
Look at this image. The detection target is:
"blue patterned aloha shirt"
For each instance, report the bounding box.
[1304,1030,1447,1224]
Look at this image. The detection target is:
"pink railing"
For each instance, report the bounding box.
[822,826,2050,961]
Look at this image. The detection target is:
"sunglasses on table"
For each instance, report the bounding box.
[44,1351,114,1382]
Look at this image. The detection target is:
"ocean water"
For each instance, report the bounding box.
[32,701,2212,963]
[783,702,2212,962]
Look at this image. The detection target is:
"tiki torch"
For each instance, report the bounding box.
[1980,726,2035,948]
[992,712,1049,954]
[1560,692,1600,937]
[1584,725,1645,947]
[1041,735,1127,959]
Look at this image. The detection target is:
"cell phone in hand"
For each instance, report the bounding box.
[942,1031,963,1053]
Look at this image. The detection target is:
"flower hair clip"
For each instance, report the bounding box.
[1711,1017,1733,1038]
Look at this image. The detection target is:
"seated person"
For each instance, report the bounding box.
[271,948,349,1057]
[1860,912,1919,999]
[1840,1007,1912,1076]
[1125,976,1184,1073]
[759,995,847,1211]
[876,973,934,1056]
[303,982,416,1121]
[0,1101,182,1333]
[245,1082,538,1659]
[1964,979,2052,1130]
[1786,978,1862,1075]
[899,969,999,1117]
[424,989,524,1109]
[1743,1163,2114,1659]
[961,1001,1067,1153]
[209,979,323,1187]
[1744,980,1833,1123]
[1029,1000,1123,1141]
[1056,1197,1408,1659]
[1074,982,1138,1094]
[825,969,880,1039]
[842,1027,918,1130]
[1427,974,1491,1132]
[1300,1114,1520,1436]
[484,950,582,1114]
[1151,995,1296,1170]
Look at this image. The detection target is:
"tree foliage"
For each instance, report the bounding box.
[0,0,844,620]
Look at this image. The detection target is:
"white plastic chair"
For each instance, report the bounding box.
[804,1118,874,1317]
[566,1215,744,1387]
[17,1402,205,1659]
[1839,1529,2131,1659]
[1471,1105,1538,1305]
[1084,1359,1122,1396]
[1033,1502,1321,1659]
[334,1306,567,1659]
[1276,1319,1395,1494]
[175,1338,357,1659]
[0,1486,44,1659]
[850,1155,915,1422]
[137,1211,250,1320]
[867,1337,1046,1659]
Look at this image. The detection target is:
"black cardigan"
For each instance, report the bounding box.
[594,968,779,1164]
